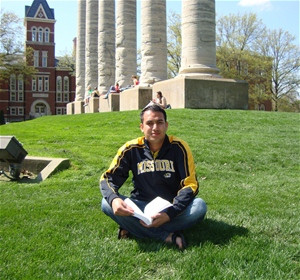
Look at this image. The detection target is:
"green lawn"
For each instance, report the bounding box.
[0,109,299,279]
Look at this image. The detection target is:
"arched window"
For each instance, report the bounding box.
[10,74,16,91]
[34,50,39,67]
[44,28,50,42]
[38,27,43,42]
[44,77,49,92]
[18,74,24,92]
[18,75,24,101]
[32,77,37,91]
[63,76,69,92]
[42,51,48,67]
[32,27,37,41]
[56,76,62,92]
[38,77,43,91]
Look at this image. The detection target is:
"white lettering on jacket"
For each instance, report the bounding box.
[137,160,175,175]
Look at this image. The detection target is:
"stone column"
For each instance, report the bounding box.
[85,0,98,93]
[179,0,219,76]
[140,0,167,85]
[75,0,86,101]
[98,0,116,94]
[116,0,137,88]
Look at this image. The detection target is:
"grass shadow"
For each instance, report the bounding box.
[187,218,249,247]
[133,218,248,252]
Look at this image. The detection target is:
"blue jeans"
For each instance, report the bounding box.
[101,196,207,241]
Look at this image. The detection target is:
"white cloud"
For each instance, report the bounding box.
[238,0,271,8]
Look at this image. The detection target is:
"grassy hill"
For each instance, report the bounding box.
[1,109,299,279]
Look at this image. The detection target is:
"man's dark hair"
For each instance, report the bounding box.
[140,104,167,123]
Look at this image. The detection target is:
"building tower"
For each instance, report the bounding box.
[1,0,75,121]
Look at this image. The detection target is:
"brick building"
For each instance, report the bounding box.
[0,0,75,123]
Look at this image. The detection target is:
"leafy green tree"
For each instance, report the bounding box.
[254,29,300,111]
[0,10,36,82]
[56,53,76,75]
[216,13,273,109]
[277,91,300,112]
[167,12,181,78]
[216,13,265,51]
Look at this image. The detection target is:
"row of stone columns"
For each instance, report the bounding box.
[75,0,218,102]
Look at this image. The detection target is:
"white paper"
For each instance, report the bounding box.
[124,197,172,226]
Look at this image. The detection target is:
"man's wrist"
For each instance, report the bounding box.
[108,193,120,206]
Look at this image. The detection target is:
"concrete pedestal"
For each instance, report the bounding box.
[99,93,120,112]
[152,76,248,109]
[66,102,74,115]
[120,87,152,111]
[73,100,85,114]
[85,97,99,113]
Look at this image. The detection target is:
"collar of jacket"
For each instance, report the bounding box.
[143,135,170,159]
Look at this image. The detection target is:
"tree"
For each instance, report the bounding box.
[0,10,36,82]
[254,29,300,111]
[56,53,76,75]
[164,11,300,111]
[216,13,273,109]
[216,13,265,51]
[167,12,181,78]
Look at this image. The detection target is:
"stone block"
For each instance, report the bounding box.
[85,97,99,113]
[152,76,248,110]
[119,87,152,111]
[66,102,74,115]
[74,100,84,114]
[99,93,120,112]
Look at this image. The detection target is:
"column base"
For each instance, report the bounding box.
[179,64,220,77]
[85,97,99,113]
[120,86,152,111]
[73,100,84,114]
[99,93,120,112]
[152,76,248,110]
[66,102,74,115]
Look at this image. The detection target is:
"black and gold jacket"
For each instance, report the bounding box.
[100,135,199,220]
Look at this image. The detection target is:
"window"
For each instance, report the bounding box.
[32,27,37,41]
[18,107,24,115]
[42,51,48,67]
[18,92,24,102]
[10,74,16,91]
[63,76,69,92]
[10,92,16,101]
[44,77,49,92]
[56,108,63,115]
[34,50,39,67]
[44,28,50,42]
[63,92,69,102]
[38,27,43,42]
[56,76,62,92]
[35,103,46,114]
[10,108,17,115]
[32,77,37,91]
[57,107,66,115]
[255,84,265,96]
[56,92,62,102]
[18,75,23,92]
[38,77,43,91]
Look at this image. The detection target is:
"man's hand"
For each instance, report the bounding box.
[112,198,134,216]
[141,212,170,228]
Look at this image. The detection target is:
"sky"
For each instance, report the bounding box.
[1,0,299,56]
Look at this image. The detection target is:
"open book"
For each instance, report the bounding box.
[124,196,173,226]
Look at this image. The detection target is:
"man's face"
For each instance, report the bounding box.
[140,110,168,148]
